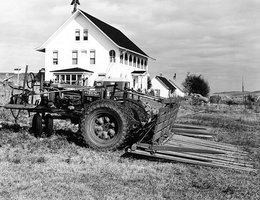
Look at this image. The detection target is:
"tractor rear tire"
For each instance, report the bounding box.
[123,99,148,123]
[44,114,54,136]
[81,99,131,151]
[32,113,43,137]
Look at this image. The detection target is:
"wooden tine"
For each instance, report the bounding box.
[130,149,256,172]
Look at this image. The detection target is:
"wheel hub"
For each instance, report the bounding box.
[94,115,117,140]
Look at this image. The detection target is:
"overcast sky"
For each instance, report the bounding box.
[0,0,260,93]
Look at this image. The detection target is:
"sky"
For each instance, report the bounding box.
[0,0,260,93]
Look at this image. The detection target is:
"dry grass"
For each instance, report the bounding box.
[0,92,260,199]
[0,127,259,200]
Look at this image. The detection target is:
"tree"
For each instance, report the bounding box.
[182,74,210,97]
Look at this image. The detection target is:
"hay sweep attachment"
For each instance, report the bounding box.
[126,99,255,172]
[2,66,256,172]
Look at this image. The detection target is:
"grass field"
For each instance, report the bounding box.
[0,90,260,199]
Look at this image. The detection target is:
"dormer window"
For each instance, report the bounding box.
[75,29,80,41]
[83,29,88,40]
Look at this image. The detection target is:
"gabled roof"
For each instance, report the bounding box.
[79,10,147,57]
[37,9,148,57]
[50,67,93,73]
[169,79,184,93]
[155,76,176,91]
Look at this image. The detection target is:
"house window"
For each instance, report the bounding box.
[133,56,136,67]
[141,59,144,69]
[71,74,77,84]
[72,50,78,64]
[53,51,58,65]
[129,55,132,66]
[83,29,88,40]
[144,60,147,70]
[77,74,82,80]
[90,50,96,64]
[120,54,123,63]
[155,89,160,97]
[60,75,65,83]
[55,73,83,85]
[75,29,80,41]
[54,75,59,83]
[66,75,71,84]
[109,50,116,62]
[137,58,140,68]
[124,53,128,65]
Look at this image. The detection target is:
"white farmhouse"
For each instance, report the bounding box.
[37,9,150,91]
[151,76,185,98]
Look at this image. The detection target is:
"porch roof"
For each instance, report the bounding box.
[50,67,93,73]
[131,70,147,75]
[95,77,130,82]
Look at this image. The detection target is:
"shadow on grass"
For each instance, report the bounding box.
[0,123,27,132]
[55,129,87,148]
[0,121,87,149]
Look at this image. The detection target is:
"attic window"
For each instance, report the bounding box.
[83,29,88,40]
[75,29,80,41]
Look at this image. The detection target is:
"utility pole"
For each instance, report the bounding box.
[242,76,246,109]
[71,0,80,14]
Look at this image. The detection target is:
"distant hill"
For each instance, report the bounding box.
[213,91,260,97]
[249,91,260,96]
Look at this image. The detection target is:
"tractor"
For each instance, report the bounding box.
[3,66,256,172]
[4,66,176,151]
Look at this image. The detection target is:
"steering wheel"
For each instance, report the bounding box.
[27,72,36,89]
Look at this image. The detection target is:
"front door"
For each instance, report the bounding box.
[133,76,138,90]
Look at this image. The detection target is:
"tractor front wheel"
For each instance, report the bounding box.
[32,113,43,137]
[81,100,130,150]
